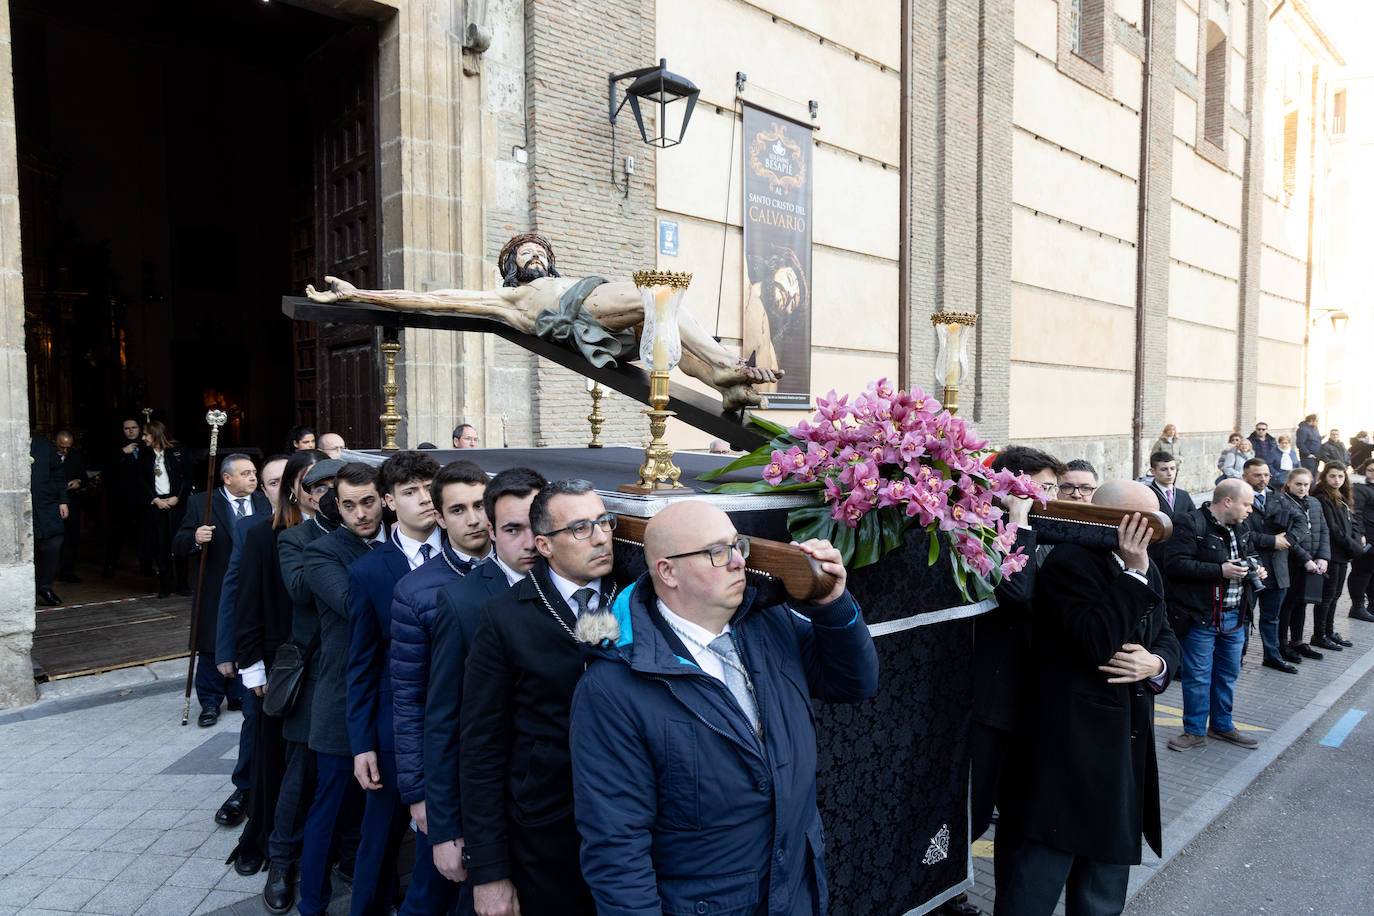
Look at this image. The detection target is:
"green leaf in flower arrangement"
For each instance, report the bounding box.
[878,507,907,555]
[927,527,941,566]
[852,511,882,569]
[710,479,825,495]
[746,413,790,437]
[698,442,778,481]
[787,504,834,545]
[831,521,858,566]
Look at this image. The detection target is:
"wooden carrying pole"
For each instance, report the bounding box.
[181,410,228,726]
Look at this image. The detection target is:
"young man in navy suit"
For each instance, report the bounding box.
[343,451,442,916]
[391,462,530,915]
[424,469,547,893]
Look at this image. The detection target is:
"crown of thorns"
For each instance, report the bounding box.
[498,233,557,277]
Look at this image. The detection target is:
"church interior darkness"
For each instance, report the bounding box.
[13,0,364,463]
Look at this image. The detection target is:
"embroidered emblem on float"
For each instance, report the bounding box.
[922,823,951,865]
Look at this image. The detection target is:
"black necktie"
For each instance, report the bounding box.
[572,587,596,617]
[234,498,247,519]
[419,544,432,562]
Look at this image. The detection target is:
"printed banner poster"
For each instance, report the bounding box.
[741,102,813,408]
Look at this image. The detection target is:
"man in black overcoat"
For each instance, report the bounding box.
[995,480,1181,915]
[55,429,88,583]
[30,435,68,607]
[173,454,269,726]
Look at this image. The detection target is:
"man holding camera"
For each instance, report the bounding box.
[1164,478,1266,751]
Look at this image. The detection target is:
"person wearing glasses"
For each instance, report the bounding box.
[1057,459,1098,504]
[457,479,618,916]
[568,499,878,916]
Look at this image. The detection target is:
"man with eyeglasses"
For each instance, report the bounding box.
[458,479,617,916]
[1057,459,1098,503]
[569,499,878,916]
[1248,422,1279,468]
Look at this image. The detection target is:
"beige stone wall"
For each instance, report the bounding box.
[0,0,38,709]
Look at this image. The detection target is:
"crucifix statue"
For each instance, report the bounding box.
[305,233,783,410]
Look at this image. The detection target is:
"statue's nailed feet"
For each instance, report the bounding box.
[305,276,357,304]
[715,359,784,412]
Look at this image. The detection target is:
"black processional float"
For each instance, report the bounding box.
[283,266,1171,915]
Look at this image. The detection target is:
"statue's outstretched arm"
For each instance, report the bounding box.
[304,276,536,333]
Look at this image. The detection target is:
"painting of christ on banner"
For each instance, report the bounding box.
[741,102,814,408]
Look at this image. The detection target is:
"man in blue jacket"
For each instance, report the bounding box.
[344,451,441,916]
[569,500,879,916]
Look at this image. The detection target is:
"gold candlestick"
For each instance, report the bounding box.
[586,381,606,448]
[930,311,977,416]
[379,335,403,450]
[620,270,691,493]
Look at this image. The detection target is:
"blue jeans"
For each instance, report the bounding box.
[1258,587,1288,660]
[1180,606,1244,735]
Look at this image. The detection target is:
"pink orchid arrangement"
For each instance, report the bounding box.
[705,379,1043,600]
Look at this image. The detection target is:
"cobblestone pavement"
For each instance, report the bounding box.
[3,610,1372,916]
[964,607,1374,915]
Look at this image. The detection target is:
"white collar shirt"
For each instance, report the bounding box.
[546,568,602,617]
[657,600,730,684]
[491,553,524,586]
[222,488,256,517]
[393,526,444,570]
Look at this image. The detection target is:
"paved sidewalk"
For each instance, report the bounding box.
[964,608,1374,914]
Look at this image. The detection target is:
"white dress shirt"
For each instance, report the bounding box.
[547,568,603,616]
[491,553,525,586]
[657,600,730,684]
[393,526,444,570]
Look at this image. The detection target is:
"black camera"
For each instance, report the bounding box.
[1239,555,1266,592]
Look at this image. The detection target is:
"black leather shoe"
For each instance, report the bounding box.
[234,848,265,876]
[263,864,294,913]
[1281,645,1303,663]
[1295,643,1324,660]
[215,788,248,826]
[198,705,220,727]
[1262,656,1299,673]
[1351,606,1374,623]
[1313,636,1342,651]
[36,589,62,607]
[226,698,243,712]
[937,894,981,915]
[1331,632,1353,647]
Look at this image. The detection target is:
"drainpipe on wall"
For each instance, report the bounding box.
[1132,0,1155,480]
[898,0,913,387]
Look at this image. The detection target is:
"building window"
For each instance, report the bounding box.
[1072,0,1105,70]
[1057,0,1113,98]
[1283,109,1299,196]
[1070,0,1083,55]
[1333,88,1347,136]
[1202,24,1227,149]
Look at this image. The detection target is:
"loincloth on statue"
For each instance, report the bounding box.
[532,276,638,368]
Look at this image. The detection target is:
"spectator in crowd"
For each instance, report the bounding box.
[298,462,387,916]
[708,439,731,454]
[105,416,155,578]
[1248,422,1280,468]
[1241,459,1298,673]
[1165,479,1264,752]
[30,434,68,607]
[1348,431,1372,471]
[423,468,545,894]
[1216,433,1251,481]
[139,421,191,598]
[1348,459,1374,623]
[459,479,613,916]
[319,433,346,459]
[345,451,443,916]
[54,429,87,583]
[1278,468,1330,663]
[1311,463,1363,652]
[569,501,878,916]
[1296,413,1322,474]
[1319,428,1350,470]
[452,424,479,449]
[995,481,1178,914]
[1272,434,1301,487]
[1150,424,1182,468]
[291,426,318,451]
[1057,459,1098,503]
[1147,452,1194,520]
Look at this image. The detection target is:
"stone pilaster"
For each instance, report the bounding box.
[1234,0,1267,428]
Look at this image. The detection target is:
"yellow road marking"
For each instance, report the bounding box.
[972,840,995,859]
[1155,702,1269,733]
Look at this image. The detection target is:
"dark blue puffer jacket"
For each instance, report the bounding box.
[570,575,879,916]
[389,543,471,805]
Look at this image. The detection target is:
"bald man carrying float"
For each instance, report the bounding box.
[994,481,1181,915]
[569,501,879,916]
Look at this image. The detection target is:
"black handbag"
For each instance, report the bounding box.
[262,633,319,718]
[1301,571,1326,605]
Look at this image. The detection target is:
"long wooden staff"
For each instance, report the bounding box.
[181,409,228,726]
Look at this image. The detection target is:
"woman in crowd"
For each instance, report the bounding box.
[1272,434,1301,486]
[138,420,191,597]
[1312,463,1363,652]
[1216,433,1251,481]
[290,426,317,452]
[1278,468,1331,662]
[1150,423,1182,465]
[1349,431,1373,471]
[1347,459,1374,623]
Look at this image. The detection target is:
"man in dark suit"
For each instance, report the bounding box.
[104,416,153,578]
[30,434,68,607]
[297,462,386,916]
[995,480,1181,914]
[1147,450,1194,519]
[173,453,268,728]
[458,479,614,916]
[1241,459,1299,672]
[344,451,441,916]
[54,429,88,583]
[422,468,546,897]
